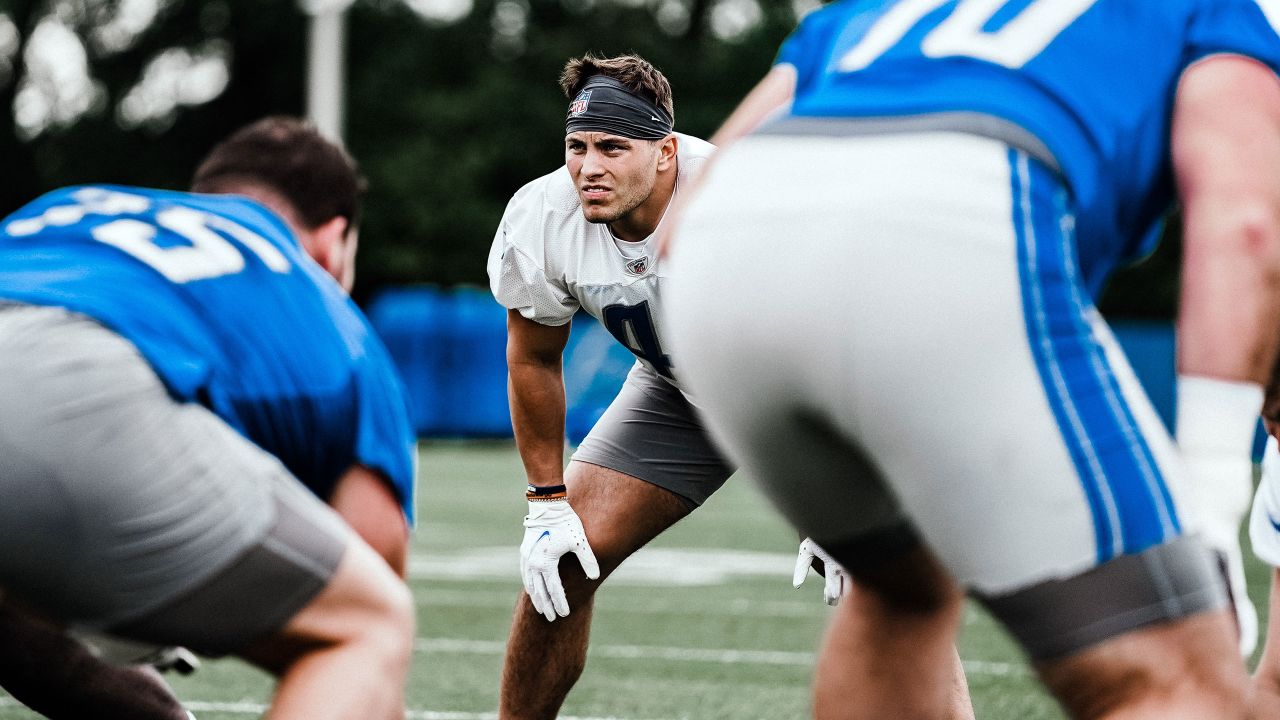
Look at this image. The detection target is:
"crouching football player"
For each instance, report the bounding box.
[0,117,417,720]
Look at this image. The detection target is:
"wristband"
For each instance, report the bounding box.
[1176,375,1264,457]
[526,483,568,501]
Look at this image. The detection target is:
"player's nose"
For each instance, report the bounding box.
[581,149,607,178]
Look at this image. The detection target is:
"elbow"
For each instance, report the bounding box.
[1204,199,1280,272]
[1240,204,1280,290]
[1236,201,1280,256]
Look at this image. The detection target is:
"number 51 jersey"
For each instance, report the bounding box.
[0,185,416,521]
[488,134,715,388]
[776,0,1280,297]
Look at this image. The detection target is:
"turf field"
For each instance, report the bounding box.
[0,440,1272,719]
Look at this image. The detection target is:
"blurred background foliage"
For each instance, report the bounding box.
[0,0,1178,315]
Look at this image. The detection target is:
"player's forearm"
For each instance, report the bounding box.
[508,361,568,487]
[1177,205,1280,385]
[709,64,796,148]
[1174,56,1280,386]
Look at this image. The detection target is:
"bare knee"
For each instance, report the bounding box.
[1041,612,1246,719]
[559,462,694,593]
[246,543,415,676]
[355,575,415,671]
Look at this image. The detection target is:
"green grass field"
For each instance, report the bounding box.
[0,440,1272,719]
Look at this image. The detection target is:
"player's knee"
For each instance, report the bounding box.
[356,569,416,669]
[282,544,416,671]
[1043,615,1246,718]
[1054,658,1243,718]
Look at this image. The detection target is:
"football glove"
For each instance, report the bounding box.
[793,538,849,606]
[1177,375,1263,657]
[1182,446,1258,657]
[520,499,600,622]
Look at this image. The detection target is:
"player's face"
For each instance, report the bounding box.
[565,132,660,225]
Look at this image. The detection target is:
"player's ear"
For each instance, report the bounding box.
[310,215,354,289]
[657,135,678,171]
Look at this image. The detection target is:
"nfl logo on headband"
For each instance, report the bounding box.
[568,89,592,117]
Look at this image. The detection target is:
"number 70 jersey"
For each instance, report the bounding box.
[777,0,1280,297]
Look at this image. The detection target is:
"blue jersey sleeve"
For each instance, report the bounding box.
[774,6,838,82]
[1188,1,1280,75]
[774,12,811,69]
[351,321,419,525]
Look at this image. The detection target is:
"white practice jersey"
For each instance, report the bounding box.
[488,133,715,387]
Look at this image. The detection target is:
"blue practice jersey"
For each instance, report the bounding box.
[0,185,417,523]
[775,0,1280,296]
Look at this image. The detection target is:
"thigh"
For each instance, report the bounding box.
[1036,608,1245,717]
[571,363,733,508]
[563,460,696,575]
[0,304,351,653]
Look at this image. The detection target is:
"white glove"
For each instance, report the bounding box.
[1182,447,1258,657]
[520,499,600,622]
[1177,375,1263,657]
[793,538,849,606]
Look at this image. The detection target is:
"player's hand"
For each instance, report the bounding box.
[520,499,600,621]
[792,538,849,606]
[1181,446,1258,657]
[1177,375,1263,656]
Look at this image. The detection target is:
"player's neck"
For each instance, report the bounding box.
[608,164,678,243]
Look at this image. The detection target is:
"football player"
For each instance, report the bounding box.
[487,52,973,719]
[0,117,417,720]
[664,1,1280,718]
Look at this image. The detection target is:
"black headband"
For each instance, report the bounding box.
[565,75,673,140]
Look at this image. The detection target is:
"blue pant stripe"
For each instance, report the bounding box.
[1011,149,1117,563]
[1013,150,1179,558]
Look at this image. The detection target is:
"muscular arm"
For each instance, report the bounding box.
[1173,55,1280,384]
[659,65,795,258]
[506,309,573,488]
[329,464,410,577]
[709,63,797,148]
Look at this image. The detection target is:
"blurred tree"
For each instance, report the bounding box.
[345,0,802,293]
[0,0,1179,315]
[0,0,805,300]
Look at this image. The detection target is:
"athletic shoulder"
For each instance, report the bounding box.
[674,133,716,185]
[487,167,584,325]
[497,166,584,258]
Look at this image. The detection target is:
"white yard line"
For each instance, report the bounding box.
[414,588,818,618]
[415,638,1029,677]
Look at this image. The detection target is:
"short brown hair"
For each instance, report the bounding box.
[191,116,365,230]
[560,53,675,123]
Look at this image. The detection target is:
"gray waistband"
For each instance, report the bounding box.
[757,113,1061,175]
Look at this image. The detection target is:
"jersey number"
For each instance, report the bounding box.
[93,207,290,283]
[602,302,673,379]
[839,0,1099,72]
[6,188,290,283]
